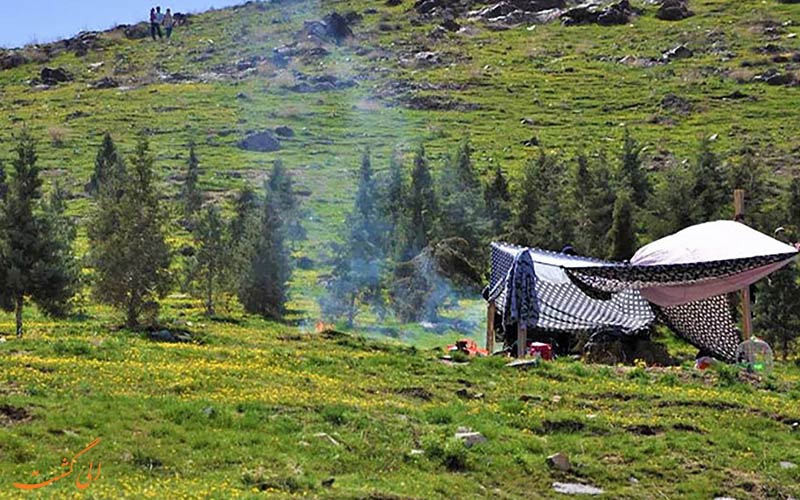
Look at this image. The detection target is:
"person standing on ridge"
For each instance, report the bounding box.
[150,7,163,40]
[163,8,175,40]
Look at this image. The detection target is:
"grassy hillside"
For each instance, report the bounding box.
[2,0,800,497]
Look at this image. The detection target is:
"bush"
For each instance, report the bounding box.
[422,435,469,471]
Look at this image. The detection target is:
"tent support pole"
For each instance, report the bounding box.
[517,323,526,358]
[486,301,496,353]
[734,188,753,341]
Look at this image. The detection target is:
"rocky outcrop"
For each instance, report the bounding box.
[655,0,693,21]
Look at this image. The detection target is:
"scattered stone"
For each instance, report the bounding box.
[314,432,341,446]
[239,130,281,152]
[0,50,27,70]
[386,0,403,5]
[236,92,250,100]
[409,449,425,455]
[274,125,295,138]
[519,394,543,402]
[410,51,442,67]
[656,0,693,21]
[91,77,119,89]
[521,136,540,147]
[40,67,72,85]
[322,477,335,487]
[65,110,90,121]
[0,337,5,343]
[454,428,487,448]
[561,0,640,27]
[122,22,151,39]
[629,477,639,484]
[754,68,795,86]
[662,44,693,61]
[780,461,797,469]
[441,18,461,31]
[202,406,216,417]
[147,329,194,343]
[547,452,572,472]
[455,388,484,400]
[660,93,692,114]
[552,482,604,495]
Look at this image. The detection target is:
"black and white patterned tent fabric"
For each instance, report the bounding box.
[487,237,798,362]
[485,243,655,335]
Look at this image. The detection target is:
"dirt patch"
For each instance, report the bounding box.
[0,404,32,426]
[625,424,664,436]
[672,423,704,433]
[395,387,434,401]
[542,419,585,433]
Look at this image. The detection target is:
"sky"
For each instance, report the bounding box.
[0,0,244,48]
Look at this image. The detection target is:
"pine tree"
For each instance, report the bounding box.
[648,163,697,239]
[691,137,727,222]
[404,145,438,258]
[379,150,407,257]
[754,263,800,359]
[786,177,800,237]
[483,163,511,238]
[192,205,231,316]
[728,149,777,233]
[0,130,78,337]
[89,133,171,328]
[607,190,637,261]
[238,183,291,320]
[87,132,124,195]
[267,160,305,249]
[321,151,386,325]
[0,158,7,201]
[438,139,489,259]
[618,129,650,207]
[180,143,203,220]
[509,149,573,250]
[573,153,616,257]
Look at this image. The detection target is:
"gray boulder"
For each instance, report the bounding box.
[656,0,693,21]
[239,131,281,152]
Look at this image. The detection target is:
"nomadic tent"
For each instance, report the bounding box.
[486,221,798,361]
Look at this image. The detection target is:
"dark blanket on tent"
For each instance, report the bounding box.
[564,253,795,362]
[485,243,655,335]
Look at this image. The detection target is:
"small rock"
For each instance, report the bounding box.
[656,0,693,21]
[780,461,797,469]
[552,482,604,495]
[519,394,543,402]
[91,77,119,89]
[321,477,335,487]
[547,452,571,472]
[629,477,639,484]
[754,68,795,86]
[454,429,487,448]
[662,44,693,61]
[274,125,295,137]
[202,406,216,417]
[410,449,425,455]
[40,67,72,85]
[239,130,281,152]
[0,336,6,343]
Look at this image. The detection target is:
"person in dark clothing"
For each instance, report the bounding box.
[150,7,163,40]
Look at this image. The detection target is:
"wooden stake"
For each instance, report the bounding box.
[517,323,527,358]
[734,189,753,341]
[486,301,496,353]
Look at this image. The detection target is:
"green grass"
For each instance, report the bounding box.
[1,302,799,498]
[3,0,800,497]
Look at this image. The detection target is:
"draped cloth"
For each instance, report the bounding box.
[487,221,798,362]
